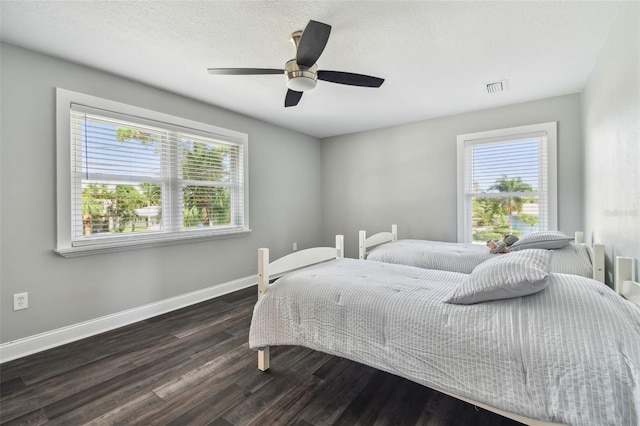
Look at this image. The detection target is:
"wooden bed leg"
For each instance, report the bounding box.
[258,347,270,371]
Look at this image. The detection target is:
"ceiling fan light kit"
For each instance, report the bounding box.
[207,20,385,107]
[285,59,317,92]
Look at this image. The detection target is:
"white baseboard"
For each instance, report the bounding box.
[0,275,257,364]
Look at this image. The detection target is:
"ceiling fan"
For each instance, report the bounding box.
[207,20,385,107]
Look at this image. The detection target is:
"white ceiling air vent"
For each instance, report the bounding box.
[486,80,507,94]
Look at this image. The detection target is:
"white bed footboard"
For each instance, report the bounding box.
[257,235,344,371]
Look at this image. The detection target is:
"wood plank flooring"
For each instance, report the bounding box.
[0,286,523,425]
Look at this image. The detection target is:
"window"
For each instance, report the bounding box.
[456,122,557,243]
[56,89,249,256]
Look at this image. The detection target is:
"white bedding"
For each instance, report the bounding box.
[366,240,593,277]
[249,258,640,426]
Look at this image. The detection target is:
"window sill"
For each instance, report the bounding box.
[55,229,252,258]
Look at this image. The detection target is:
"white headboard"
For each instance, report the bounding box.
[258,235,344,299]
[358,224,397,259]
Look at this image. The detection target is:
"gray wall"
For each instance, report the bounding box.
[5,2,638,346]
[582,2,640,282]
[0,43,322,343]
[321,94,584,259]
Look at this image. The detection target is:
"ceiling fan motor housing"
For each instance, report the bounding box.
[285,59,317,91]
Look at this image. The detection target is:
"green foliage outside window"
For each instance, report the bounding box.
[81,129,232,235]
[471,175,539,241]
[182,141,232,228]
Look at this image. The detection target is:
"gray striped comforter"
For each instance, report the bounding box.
[367,240,593,277]
[249,258,640,426]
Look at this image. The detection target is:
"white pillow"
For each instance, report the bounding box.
[509,231,573,251]
[444,249,552,305]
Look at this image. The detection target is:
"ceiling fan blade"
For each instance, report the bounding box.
[207,68,283,75]
[285,89,303,107]
[317,70,385,88]
[296,20,331,68]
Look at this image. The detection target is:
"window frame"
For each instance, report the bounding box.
[56,88,250,257]
[456,122,557,243]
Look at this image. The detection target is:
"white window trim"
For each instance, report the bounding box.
[56,88,250,257]
[456,122,557,243]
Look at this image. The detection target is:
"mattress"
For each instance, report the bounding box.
[249,258,640,426]
[366,240,593,277]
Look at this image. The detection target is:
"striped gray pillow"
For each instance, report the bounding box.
[445,249,552,304]
[509,231,573,251]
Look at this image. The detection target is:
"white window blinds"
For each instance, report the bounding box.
[457,123,557,243]
[60,96,248,253]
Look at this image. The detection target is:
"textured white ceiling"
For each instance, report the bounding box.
[0,1,622,138]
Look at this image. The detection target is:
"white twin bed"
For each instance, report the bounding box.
[359,225,605,282]
[249,236,639,426]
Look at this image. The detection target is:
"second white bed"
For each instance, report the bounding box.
[250,238,640,426]
[359,225,605,282]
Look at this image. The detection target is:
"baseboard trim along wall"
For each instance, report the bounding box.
[0,275,257,364]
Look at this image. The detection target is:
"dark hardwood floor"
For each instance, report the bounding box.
[0,286,523,425]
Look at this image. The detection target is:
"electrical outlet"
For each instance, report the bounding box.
[13,293,28,311]
[293,242,297,251]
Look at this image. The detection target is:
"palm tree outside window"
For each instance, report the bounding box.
[457,123,557,243]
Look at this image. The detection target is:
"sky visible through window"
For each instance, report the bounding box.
[81,117,232,181]
[471,138,540,193]
[81,118,162,180]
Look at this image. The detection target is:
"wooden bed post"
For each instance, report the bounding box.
[257,248,270,371]
[358,230,366,259]
[592,244,605,283]
[336,234,344,258]
[391,224,398,241]
[258,248,269,299]
[615,256,633,295]
[574,232,605,283]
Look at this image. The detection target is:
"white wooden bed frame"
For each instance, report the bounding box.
[254,237,636,426]
[257,235,344,371]
[359,225,606,283]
